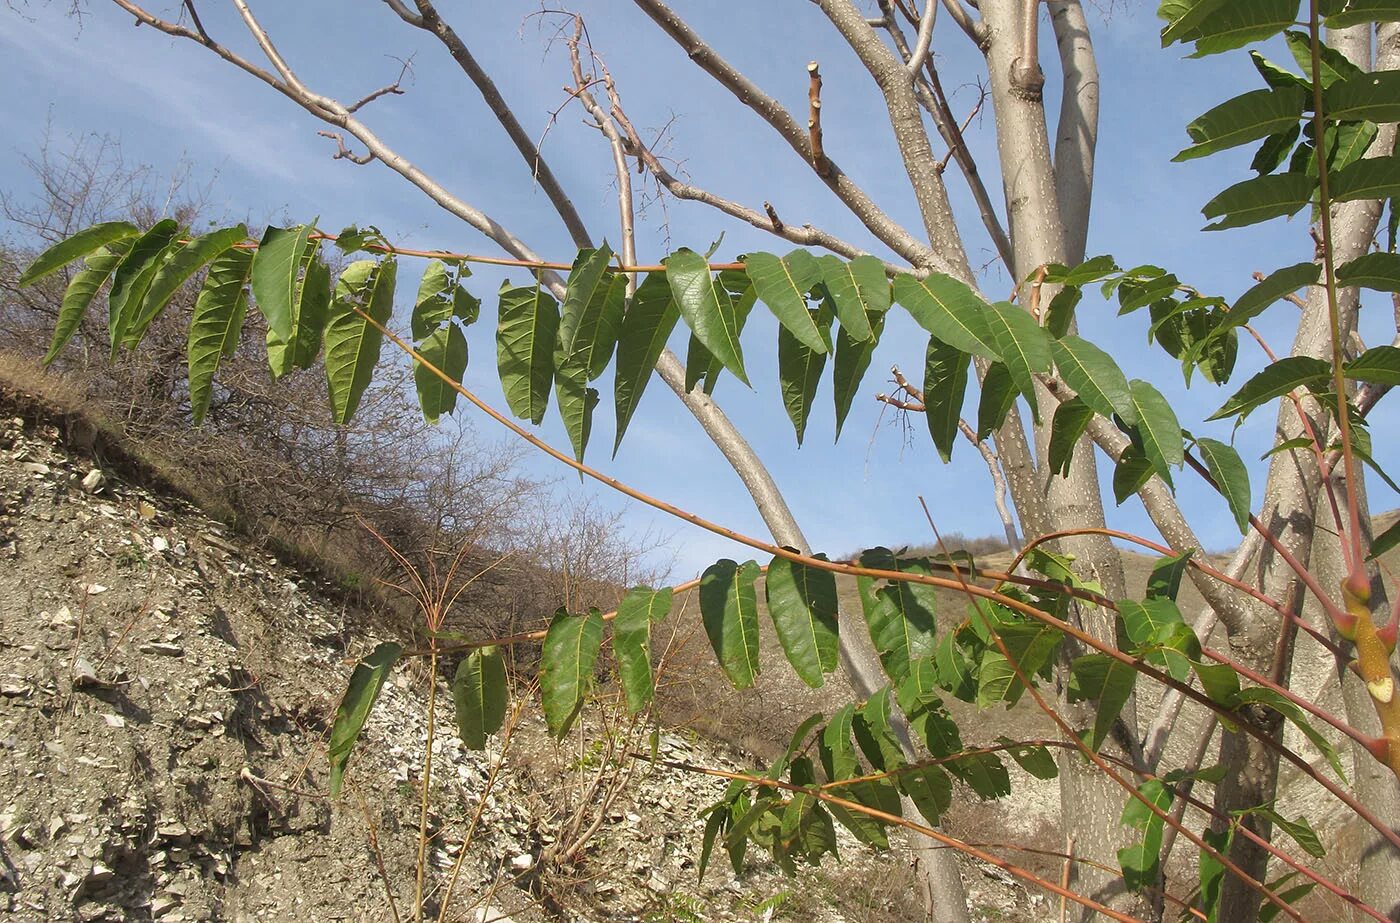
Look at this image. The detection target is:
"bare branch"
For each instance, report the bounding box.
[941,0,986,45]
[316,130,375,165]
[181,0,209,42]
[905,0,937,75]
[958,419,1022,550]
[383,0,593,248]
[1048,0,1099,263]
[347,56,412,113]
[631,0,945,272]
[807,62,830,176]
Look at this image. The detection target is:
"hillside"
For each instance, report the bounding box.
[0,370,1057,922]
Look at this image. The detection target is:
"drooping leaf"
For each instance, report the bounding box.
[613,272,680,455]
[1113,450,1155,504]
[1250,122,1303,174]
[250,223,315,343]
[852,686,907,772]
[540,608,604,739]
[613,586,672,714]
[1051,335,1136,423]
[996,737,1059,780]
[976,623,1062,708]
[892,273,999,360]
[1235,687,1346,777]
[452,646,508,750]
[1120,597,1186,647]
[1192,658,1242,705]
[1284,29,1364,88]
[1175,87,1306,161]
[833,308,886,440]
[985,301,1051,415]
[1147,549,1195,601]
[496,280,560,424]
[107,219,180,354]
[1327,68,1400,123]
[1208,355,1331,420]
[1202,173,1314,230]
[265,249,331,378]
[818,254,887,341]
[187,247,254,424]
[1117,779,1173,892]
[1337,251,1400,292]
[857,550,939,685]
[413,322,469,423]
[699,559,762,689]
[1127,379,1184,486]
[324,258,395,425]
[1250,50,1308,91]
[766,555,840,688]
[130,224,248,345]
[777,306,832,445]
[668,248,748,384]
[19,220,140,286]
[328,641,402,796]
[1045,286,1082,338]
[560,245,627,379]
[1067,654,1137,751]
[553,355,599,461]
[1049,396,1093,477]
[1325,0,1400,27]
[746,250,827,353]
[923,336,969,462]
[412,259,476,339]
[1372,518,1400,560]
[45,240,132,365]
[1196,437,1252,532]
[977,362,1018,441]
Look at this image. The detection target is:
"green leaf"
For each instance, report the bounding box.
[413,322,468,424]
[1192,659,1241,705]
[977,623,1062,708]
[683,272,759,396]
[1346,346,1400,385]
[613,272,680,456]
[1250,807,1326,857]
[1045,286,1082,338]
[540,608,604,739]
[1175,87,1306,161]
[900,765,954,826]
[412,260,476,340]
[265,249,331,378]
[1369,518,1400,560]
[1187,0,1300,56]
[766,555,840,688]
[892,273,998,360]
[1251,123,1303,174]
[857,550,939,685]
[560,245,627,379]
[1196,437,1252,533]
[1328,69,1400,122]
[817,254,886,341]
[1067,654,1136,751]
[996,737,1059,780]
[1120,598,1186,647]
[250,223,315,343]
[1202,173,1314,230]
[923,336,970,462]
[852,686,906,771]
[1331,154,1400,203]
[1208,355,1331,420]
[1128,379,1184,486]
[668,248,749,385]
[1113,449,1155,504]
[1042,254,1121,285]
[1117,779,1173,892]
[45,240,132,365]
[496,280,560,424]
[777,306,831,445]
[1051,335,1136,423]
[947,750,1011,799]
[977,362,1018,441]
[699,559,762,689]
[187,247,254,424]
[1284,29,1363,88]
[1337,251,1400,292]
[1147,549,1195,601]
[1198,826,1233,920]
[107,219,180,354]
[324,258,395,425]
[1158,0,1229,46]
[613,586,672,713]
[126,224,248,347]
[985,301,1051,414]
[19,220,140,286]
[1220,263,1319,338]
[1250,50,1308,91]
[1049,396,1093,477]
[553,355,598,461]
[746,250,827,353]
[833,308,885,440]
[452,646,508,750]
[1235,687,1346,778]
[328,641,402,797]
[1326,0,1400,26]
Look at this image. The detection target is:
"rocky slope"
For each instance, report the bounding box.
[0,384,1047,922]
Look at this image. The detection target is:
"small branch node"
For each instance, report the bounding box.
[316,130,376,165]
[807,61,830,177]
[763,201,784,232]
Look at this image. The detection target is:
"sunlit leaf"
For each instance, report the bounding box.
[923,336,969,462]
[413,322,468,424]
[1051,335,1136,423]
[45,240,132,365]
[1196,437,1252,532]
[614,586,672,713]
[668,248,749,384]
[766,554,840,687]
[452,646,508,750]
[19,220,140,286]
[613,272,680,455]
[541,608,604,739]
[497,280,559,424]
[1208,355,1331,420]
[324,258,395,425]
[699,559,762,689]
[818,253,887,341]
[1175,87,1306,161]
[1202,173,1314,230]
[746,249,827,352]
[892,272,998,360]
[108,219,180,354]
[1068,654,1136,751]
[187,247,254,424]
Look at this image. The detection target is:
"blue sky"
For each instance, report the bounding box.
[2,1,1393,579]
